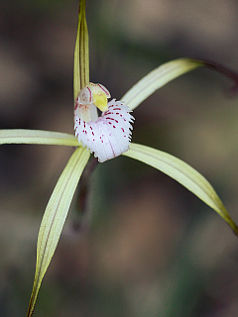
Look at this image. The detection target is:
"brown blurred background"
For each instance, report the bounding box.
[1,0,238,316]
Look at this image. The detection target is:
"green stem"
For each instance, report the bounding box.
[72,157,98,232]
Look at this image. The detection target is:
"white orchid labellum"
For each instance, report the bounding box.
[74,83,134,162]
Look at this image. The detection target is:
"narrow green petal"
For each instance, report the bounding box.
[122,58,203,110]
[27,147,90,317]
[73,8,81,100]
[0,129,79,146]
[74,0,89,100]
[123,143,238,235]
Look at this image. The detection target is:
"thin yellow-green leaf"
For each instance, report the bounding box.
[27,147,90,317]
[0,129,79,146]
[74,0,89,100]
[123,143,238,235]
[122,58,203,110]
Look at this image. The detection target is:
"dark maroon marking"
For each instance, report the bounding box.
[105,117,114,120]
[86,87,92,102]
[98,83,109,96]
[113,125,116,128]
[113,108,121,110]
[121,128,125,132]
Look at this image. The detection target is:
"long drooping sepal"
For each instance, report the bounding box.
[27,147,90,317]
[122,58,238,110]
[0,129,79,146]
[74,0,89,100]
[122,58,203,110]
[123,143,238,235]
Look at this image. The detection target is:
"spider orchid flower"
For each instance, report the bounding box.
[74,83,134,162]
[0,0,238,316]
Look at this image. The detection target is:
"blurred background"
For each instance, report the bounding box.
[1,0,238,316]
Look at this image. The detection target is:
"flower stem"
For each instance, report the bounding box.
[72,157,98,232]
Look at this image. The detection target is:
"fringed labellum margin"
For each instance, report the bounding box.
[74,83,134,162]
